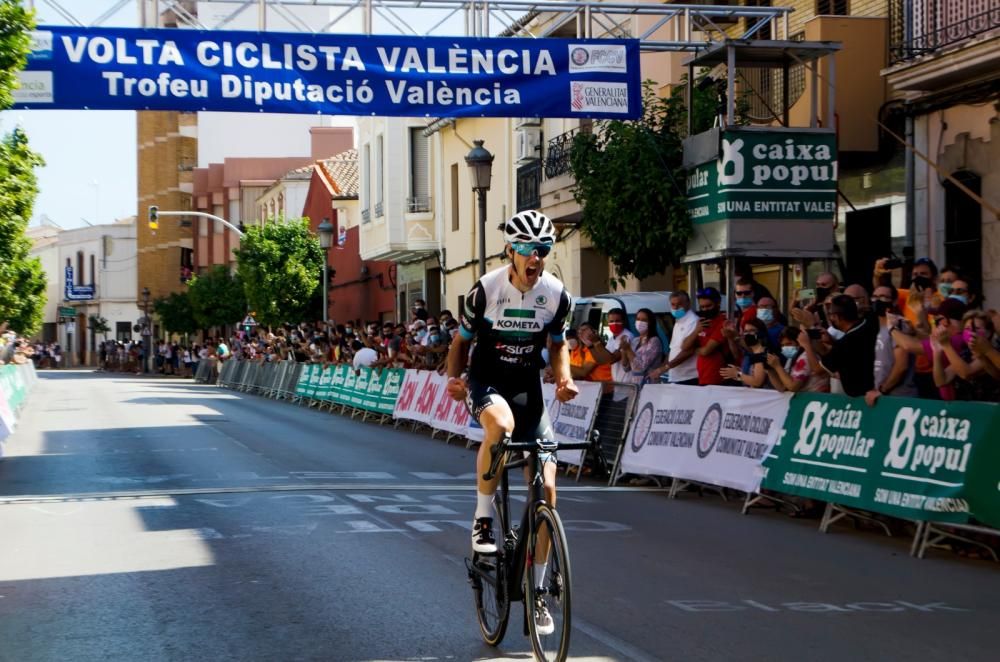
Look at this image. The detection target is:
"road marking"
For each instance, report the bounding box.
[572,616,662,662]
[0,484,667,504]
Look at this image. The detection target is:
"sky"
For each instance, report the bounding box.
[4,0,482,231]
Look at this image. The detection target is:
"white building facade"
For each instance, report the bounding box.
[28,218,138,367]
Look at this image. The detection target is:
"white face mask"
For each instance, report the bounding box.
[635,320,649,335]
[827,325,846,341]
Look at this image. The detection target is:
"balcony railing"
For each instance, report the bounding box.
[516,161,541,212]
[890,0,1000,64]
[406,195,432,213]
[374,201,384,218]
[543,125,591,180]
[361,208,371,223]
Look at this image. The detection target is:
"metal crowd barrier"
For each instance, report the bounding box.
[587,382,640,487]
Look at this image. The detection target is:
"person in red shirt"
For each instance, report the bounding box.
[682,287,727,385]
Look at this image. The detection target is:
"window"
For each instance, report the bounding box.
[451,163,460,231]
[362,143,371,223]
[408,128,430,212]
[815,0,848,16]
[375,134,384,215]
[116,321,132,341]
[90,254,95,286]
[77,251,84,285]
[744,0,773,40]
[944,170,982,286]
[180,247,194,283]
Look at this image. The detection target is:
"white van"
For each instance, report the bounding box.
[570,292,674,349]
[570,290,728,351]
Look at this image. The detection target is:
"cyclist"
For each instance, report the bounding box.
[446,209,578,635]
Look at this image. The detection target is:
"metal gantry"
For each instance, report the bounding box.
[25,0,796,51]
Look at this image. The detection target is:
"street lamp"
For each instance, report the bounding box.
[465,139,494,278]
[317,217,334,324]
[140,286,152,374]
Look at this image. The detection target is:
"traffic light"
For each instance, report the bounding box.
[148,205,159,231]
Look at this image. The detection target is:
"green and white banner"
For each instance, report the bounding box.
[687,129,837,224]
[762,393,1000,525]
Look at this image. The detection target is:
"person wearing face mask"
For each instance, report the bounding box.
[865,285,918,407]
[948,278,974,307]
[720,318,770,388]
[801,294,875,397]
[765,326,830,393]
[585,307,635,384]
[682,287,728,386]
[619,308,663,385]
[565,328,597,381]
[649,291,699,385]
[930,310,1000,401]
[755,297,785,350]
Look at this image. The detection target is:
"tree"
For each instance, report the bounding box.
[569,79,720,284]
[153,292,198,337]
[234,219,324,328]
[0,0,33,110]
[88,314,111,340]
[0,128,46,335]
[0,4,44,335]
[187,266,246,330]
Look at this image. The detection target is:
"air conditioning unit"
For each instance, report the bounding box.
[516,127,541,164]
[516,117,541,128]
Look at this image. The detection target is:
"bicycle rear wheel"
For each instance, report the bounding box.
[470,548,510,646]
[525,504,572,662]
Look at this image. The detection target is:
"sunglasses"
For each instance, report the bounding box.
[735,290,753,296]
[511,242,552,258]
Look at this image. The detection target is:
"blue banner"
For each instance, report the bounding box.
[15,26,641,119]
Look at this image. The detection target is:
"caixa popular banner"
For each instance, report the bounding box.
[15,26,641,119]
[761,393,1000,526]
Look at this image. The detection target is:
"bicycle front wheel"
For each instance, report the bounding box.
[525,504,572,662]
[470,549,510,646]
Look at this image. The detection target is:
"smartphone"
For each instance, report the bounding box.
[798,288,816,306]
[806,328,823,340]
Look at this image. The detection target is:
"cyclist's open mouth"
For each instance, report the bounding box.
[525,265,540,279]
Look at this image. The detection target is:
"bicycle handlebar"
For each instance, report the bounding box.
[481,431,601,481]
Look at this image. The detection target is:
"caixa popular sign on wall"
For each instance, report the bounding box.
[682,127,838,261]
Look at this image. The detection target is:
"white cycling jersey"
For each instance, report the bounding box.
[459,265,571,382]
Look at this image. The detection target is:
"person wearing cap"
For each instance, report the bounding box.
[681,287,727,386]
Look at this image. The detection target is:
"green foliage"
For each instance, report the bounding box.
[87,314,111,339]
[153,292,198,336]
[0,6,44,335]
[569,79,718,285]
[0,0,33,111]
[234,219,324,328]
[0,127,46,335]
[187,266,246,330]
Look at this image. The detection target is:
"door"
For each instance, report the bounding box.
[844,205,892,288]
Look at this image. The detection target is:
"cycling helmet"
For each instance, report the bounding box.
[503,210,556,245]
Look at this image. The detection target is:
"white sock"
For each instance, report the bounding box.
[534,562,548,589]
[475,492,494,520]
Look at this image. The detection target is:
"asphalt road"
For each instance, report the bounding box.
[1,370,998,662]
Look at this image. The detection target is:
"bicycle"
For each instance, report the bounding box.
[465,430,597,662]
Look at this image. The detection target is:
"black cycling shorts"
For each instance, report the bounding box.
[466,379,557,463]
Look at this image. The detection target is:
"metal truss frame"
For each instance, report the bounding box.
[25,0,794,52]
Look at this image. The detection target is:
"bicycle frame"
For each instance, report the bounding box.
[494,449,547,605]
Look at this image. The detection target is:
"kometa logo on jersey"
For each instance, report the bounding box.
[495,308,542,331]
